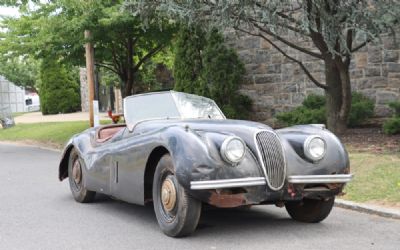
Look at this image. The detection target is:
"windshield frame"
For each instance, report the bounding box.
[124,91,226,131]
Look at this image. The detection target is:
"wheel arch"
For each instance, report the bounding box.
[58,144,75,181]
[144,146,170,204]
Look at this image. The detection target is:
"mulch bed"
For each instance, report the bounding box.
[339,127,400,153]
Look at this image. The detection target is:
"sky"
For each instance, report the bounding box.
[0,6,20,18]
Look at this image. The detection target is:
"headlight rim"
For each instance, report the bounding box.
[220,136,246,165]
[303,135,327,162]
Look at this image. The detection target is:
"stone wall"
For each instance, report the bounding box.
[226,31,400,124]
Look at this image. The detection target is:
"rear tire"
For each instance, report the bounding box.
[153,154,201,237]
[285,197,334,223]
[68,149,96,203]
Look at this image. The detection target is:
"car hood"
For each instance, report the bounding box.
[133,119,273,145]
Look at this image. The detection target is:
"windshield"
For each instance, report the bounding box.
[124,91,225,125]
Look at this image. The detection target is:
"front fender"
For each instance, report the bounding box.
[159,126,263,191]
[277,125,350,176]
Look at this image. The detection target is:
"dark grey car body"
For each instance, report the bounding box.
[59,109,351,208]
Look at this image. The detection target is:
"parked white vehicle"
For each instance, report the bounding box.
[24,93,40,112]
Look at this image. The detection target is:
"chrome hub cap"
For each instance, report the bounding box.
[72,160,82,184]
[161,178,177,212]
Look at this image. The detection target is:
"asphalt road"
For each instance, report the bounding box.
[1,143,399,250]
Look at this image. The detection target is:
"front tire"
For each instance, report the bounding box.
[153,154,202,237]
[285,197,335,223]
[68,149,96,203]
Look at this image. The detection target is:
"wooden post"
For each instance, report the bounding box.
[84,30,95,127]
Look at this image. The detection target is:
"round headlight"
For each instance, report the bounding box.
[220,136,246,164]
[304,135,326,161]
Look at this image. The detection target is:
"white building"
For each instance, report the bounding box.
[0,76,25,112]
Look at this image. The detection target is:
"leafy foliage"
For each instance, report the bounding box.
[0,56,38,90]
[348,92,375,127]
[173,27,251,119]
[388,101,400,117]
[277,93,374,127]
[39,58,80,115]
[383,101,400,135]
[173,25,205,93]
[0,0,176,97]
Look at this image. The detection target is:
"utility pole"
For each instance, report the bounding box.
[84,30,95,127]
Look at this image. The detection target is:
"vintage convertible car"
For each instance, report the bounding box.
[59,91,353,237]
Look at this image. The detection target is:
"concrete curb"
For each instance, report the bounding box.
[335,199,400,220]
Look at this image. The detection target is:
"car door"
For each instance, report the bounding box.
[110,127,162,205]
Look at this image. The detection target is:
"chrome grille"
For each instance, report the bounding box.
[255,131,286,190]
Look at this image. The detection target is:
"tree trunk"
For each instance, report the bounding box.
[124,37,134,97]
[324,58,352,134]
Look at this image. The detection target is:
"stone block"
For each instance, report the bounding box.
[388,63,400,72]
[383,50,399,62]
[254,74,281,84]
[254,49,271,64]
[238,50,255,64]
[388,77,400,88]
[365,66,381,77]
[350,69,363,79]
[270,53,283,64]
[374,105,392,117]
[260,39,272,49]
[275,93,291,105]
[266,64,282,74]
[291,93,306,105]
[368,48,382,64]
[355,53,367,68]
[376,91,399,105]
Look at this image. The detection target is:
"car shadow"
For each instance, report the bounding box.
[65,193,328,238]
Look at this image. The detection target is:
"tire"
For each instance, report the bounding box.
[152,154,202,237]
[68,148,96,203]
[285,197,335,223]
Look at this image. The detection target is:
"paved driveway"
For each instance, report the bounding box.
[1,143,399,250]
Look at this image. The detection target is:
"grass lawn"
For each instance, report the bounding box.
[343,152,400,205]
[0,121,90,147]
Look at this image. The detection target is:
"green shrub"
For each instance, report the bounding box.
[348,92,375,127]
[383,101,400,135]
[173,27,251,119]
[276,106,326,126]
[302,94,325,109]
[388,101,400,117]
[383,117,400,135]
[276,92,374,127]
[39,58,80,115]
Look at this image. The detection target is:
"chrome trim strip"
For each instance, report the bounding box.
[288,174,354,184]
[190,177,267,190]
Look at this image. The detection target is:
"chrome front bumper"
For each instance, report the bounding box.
[287,174,354,184]
[190,174,353,190]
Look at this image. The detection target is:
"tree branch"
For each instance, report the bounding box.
[133,44,164,72]
[351,39,371,53]
[95,63,119,75]
[236,28,328,90]
[249,21,323,59]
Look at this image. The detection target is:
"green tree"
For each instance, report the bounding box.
[173,25,205,93]
[129,0,400,134]
[0,0,176,97]
[174,27,251,119]
[0,56,39,91]
[39,58,80,115]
